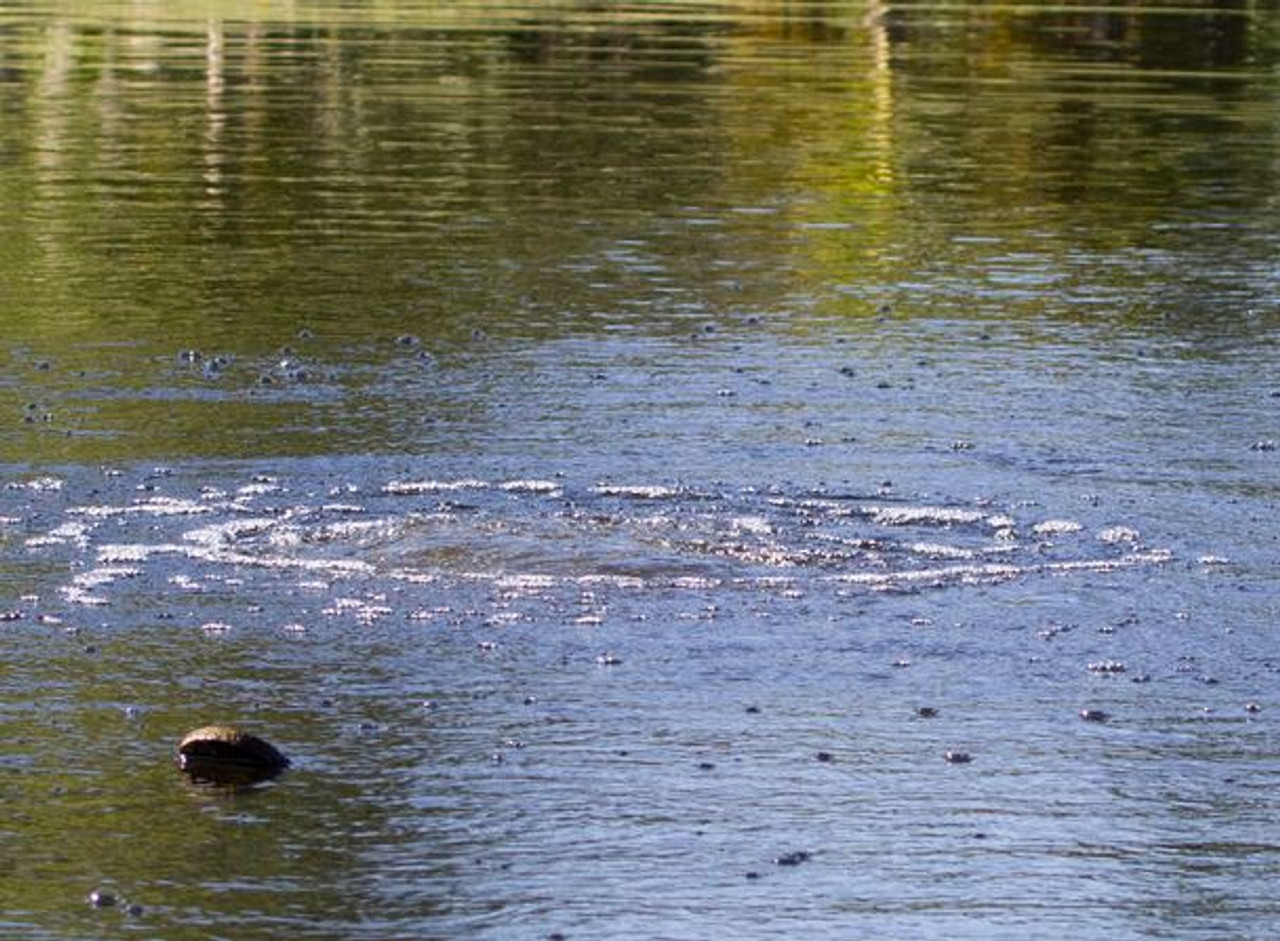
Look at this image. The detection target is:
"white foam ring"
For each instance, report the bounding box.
[383,479,491,495]
[863,505,989,527]
[97,538,375,577]
[183,518,280,548]
[826,550,1169,590]
[12,476,64,492]
[73,566,141,589]
[590,484,683,499]
[495,574,558,590]
[499,480,562,494]
[26,521,93,548]
[30,479,1173,603]
[1032,519,1084,536]
[731,515,774,535]
[907,542,978,560]
[70,497,213,518]
[1098,526,1140,544]
[186,547,375,576]
[60,585,111,606]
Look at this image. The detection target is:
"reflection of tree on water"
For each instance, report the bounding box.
[879,0,1269,71]
[7,1,1278,343]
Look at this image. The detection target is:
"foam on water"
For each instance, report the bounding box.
[12,471,1168,608]
[383,479,492,495]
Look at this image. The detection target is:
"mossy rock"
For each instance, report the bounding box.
[177,725,290,777]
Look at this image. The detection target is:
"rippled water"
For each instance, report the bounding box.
[2,1,1279,939]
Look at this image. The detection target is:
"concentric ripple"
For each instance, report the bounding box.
[5,470,1169,612]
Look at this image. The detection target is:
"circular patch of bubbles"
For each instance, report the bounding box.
[3,472,1169,610]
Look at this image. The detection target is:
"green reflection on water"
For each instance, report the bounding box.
[1,0,1278,465]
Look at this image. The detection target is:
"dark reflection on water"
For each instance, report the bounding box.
[2,1,1280,939]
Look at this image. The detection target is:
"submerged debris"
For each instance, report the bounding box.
[87,888,117,908]
[774,850,812,866]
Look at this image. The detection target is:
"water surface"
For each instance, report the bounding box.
[2,1,1279,939]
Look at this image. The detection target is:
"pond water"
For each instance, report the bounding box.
[2,1,1279,938]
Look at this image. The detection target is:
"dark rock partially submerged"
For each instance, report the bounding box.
[177,725,290,784]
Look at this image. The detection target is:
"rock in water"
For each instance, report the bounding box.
[177,725,290,783]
